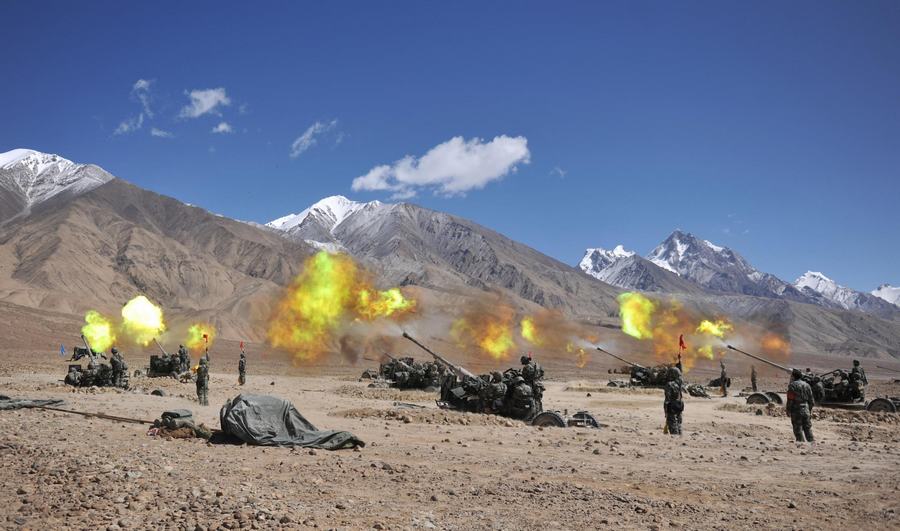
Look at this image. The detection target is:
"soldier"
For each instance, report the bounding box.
[849,359,867,400]
[786,368,814,443]
[177,344,189,373]
[719,360,728,397]
[109,347,122,387]
[117,350,129,389]
[520,354,545,407]
[663,367,684,435]
[751,365,758,392]
[238,351,247,386]
[196,357,209,406]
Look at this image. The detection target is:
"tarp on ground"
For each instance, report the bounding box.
[219,394,364,450]
[0,395,65,411]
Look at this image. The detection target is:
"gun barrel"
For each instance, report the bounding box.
[726,345,792,374]
[594,347,645,369]
[153,338,169,357]
[80,334,96,358]
[402,332,476,379]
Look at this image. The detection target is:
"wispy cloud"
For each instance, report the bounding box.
[290,119,338,158]
[151,127,173,138]
[352,135,530,198]
[211,122,233,134]
[113,78,155,135]
[549,166,567,179]
[178,88,231,119]
[114,113,144,135]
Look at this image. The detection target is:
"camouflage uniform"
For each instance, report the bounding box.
[196,358,210,406]
[751,365,758,392]
[849,360,867,401]
[663,367,684,435]
[786,369,814,442]
[178,345,189,373]
[238,352,246,386]
[719,360,728,397]
[520,355,545,407]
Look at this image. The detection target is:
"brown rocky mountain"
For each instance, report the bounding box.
[0,151,898,360]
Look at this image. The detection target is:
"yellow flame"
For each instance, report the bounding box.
[617,292,657,339]
[696,319,734,338]
[81,310,116,352]
[268,251,415,361]
[452,316,515,360]
[698,345,715,360]
[520,317,540,345]
[120,295,165,346]
[186,323,216,353]
[566,342,589,369]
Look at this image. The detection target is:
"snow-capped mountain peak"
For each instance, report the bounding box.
[578,245,634,276]
[871,284,900,307]
[795,271,835,292]
[0,148,114,221]
[792,271,895,313]
[266,195,387,248]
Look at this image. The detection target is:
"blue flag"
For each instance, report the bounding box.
[59,344,66,357]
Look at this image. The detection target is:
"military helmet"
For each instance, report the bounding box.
[111,347,118,354]
[791,368,802,380]
[853,359,860,366]
[179,344,184,348]
[520,355,530,365]
[492,371,503,383]
[200,357,208,365]
[668,367,682,381]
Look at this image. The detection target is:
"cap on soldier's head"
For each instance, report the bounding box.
[111,347,118,354]
[791,368,802,379]
[179,344,184,348]
[853,359,860,366]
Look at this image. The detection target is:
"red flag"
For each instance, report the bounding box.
[239,341,244,351]
[678,334,686,351]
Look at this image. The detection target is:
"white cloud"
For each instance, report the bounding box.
[151,127,173,138]
[132,79,154,118]
[289,119,338,158]
[178,87,231,119]
[211,122,233,134]
[114,113,144,135]
[352,135,530,198]
[549,166,567,179]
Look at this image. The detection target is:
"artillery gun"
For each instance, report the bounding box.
[401,332,599,428]
[139,338,191,379]
[594,347,673,388]
[726,345,899,413]
[63,335,121,388]
[360,352,446,391]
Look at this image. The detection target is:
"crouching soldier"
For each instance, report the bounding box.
[787,368,814,443]
[664,367,684,435]
[196,357,209,406]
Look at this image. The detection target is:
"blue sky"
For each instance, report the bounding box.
[1,1,898,291]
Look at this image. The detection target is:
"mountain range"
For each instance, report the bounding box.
[0,148,898,360]
[580,230,899,317]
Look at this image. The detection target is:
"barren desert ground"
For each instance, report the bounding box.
[1,342,899,531]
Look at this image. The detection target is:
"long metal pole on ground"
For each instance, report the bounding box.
[30,405,154,425]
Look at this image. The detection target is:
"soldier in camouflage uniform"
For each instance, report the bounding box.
[663,367,684,435]
[786,368,814,443]
[238,351,247,386]
[109,348,129,389]
[849,359,867,401]
[196,357,210,406]
[177,344,189,373]
[719,360,728,397]
[520,355,545,408]
[751,365,758,392]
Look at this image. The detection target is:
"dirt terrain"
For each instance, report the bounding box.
[1,344,899,531]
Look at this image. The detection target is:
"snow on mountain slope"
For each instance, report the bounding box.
[0,149,114,222]
[266,195,385,245]
[646,230,813,302]
[578,245,634,278]
[872,284,900,307]
[794,271,899,314]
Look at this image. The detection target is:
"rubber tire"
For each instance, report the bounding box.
[531,411,567,428]
[746,393,771,405]
[764,392,783,405]
[866,398,897,413]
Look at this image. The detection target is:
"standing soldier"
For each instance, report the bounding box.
[521,354,545,408]
[719,359,728,397]
[238,351,247,386]
[751,365,758,392]
[177,344,189,373]
[786,368,814,443]
[196,357,209,406]
[664,367,684,435]
[110,347,123,387]
[849,359,867,400]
